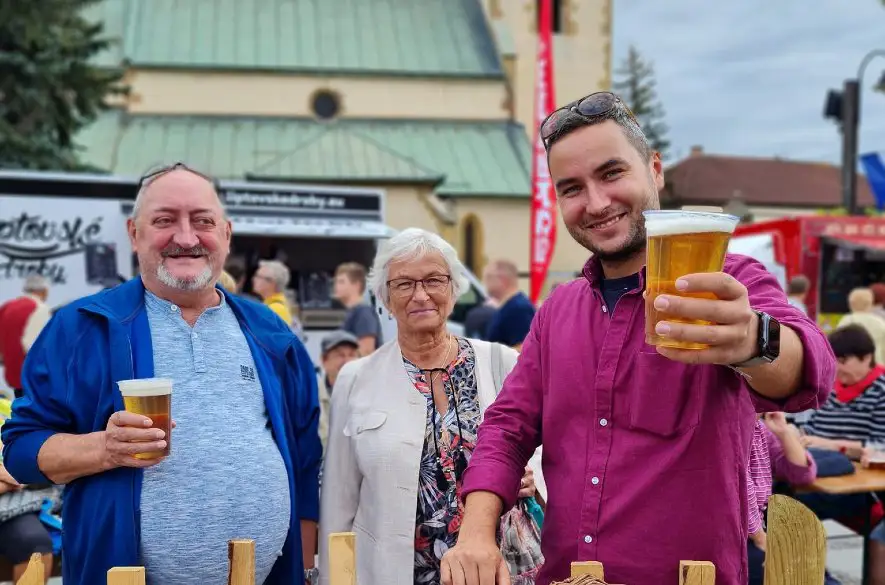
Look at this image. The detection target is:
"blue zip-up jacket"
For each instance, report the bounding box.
[2,278,321,585]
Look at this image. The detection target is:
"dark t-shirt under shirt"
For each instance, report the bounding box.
[601,273,642,313]
[342,303,383,348]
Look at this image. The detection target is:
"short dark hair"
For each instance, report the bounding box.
[787,275,810,295]
[829,324,876,362]
[544,98,652,162]
[225,263,246,282]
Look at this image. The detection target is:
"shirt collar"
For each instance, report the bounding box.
[144,288,226,314]
[264,292,287,305]
[581,256,647,290]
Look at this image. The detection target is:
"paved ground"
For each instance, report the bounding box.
[5,521,865,585]
[825,520,865,585]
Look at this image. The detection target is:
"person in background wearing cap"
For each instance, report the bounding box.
[0,276,51,399]
[318,331,360,449]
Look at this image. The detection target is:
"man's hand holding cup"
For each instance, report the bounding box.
[101,411,172,469]
[104,378,175,470]
[650,272,758,366]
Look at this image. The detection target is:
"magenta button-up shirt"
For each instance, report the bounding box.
[462,254,835,585]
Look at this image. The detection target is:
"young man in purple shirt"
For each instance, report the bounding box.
[440,92,836,585]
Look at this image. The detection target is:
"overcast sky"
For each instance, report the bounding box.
[613,0,885,165]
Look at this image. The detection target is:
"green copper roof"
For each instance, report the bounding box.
[86,0,503,77]
[78,112,531,197]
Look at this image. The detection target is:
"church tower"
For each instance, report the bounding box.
[483,0,613,139]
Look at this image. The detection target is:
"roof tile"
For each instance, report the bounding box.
[79,112,529,197]
[664,154,876,209]
[87,0,502,77]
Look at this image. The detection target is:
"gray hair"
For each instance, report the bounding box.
[368,228,470,304]
[259,259,291,291]
[131,166,226,220]
[23,274,48,293]
[545,96,652,161]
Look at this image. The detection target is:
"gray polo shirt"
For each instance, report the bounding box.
[140,291,291,585]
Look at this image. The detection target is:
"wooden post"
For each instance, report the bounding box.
[570,561,605,580]
[764,494,827,585]
[15,554,44,585]
[679,561,715,585]
[328,532,356,585]
[228,539,256,585]
[107,567,146,585]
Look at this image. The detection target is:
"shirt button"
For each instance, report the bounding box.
[170,305,178,312]
[601,306,608,313]
[599,418,608,427]
[591,476,600,485]
[584,535,593,544]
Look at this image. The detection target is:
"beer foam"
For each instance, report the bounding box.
[117,378,173,396]
[643,210,739,237]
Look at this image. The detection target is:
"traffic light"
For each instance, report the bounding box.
[823,81,859,214]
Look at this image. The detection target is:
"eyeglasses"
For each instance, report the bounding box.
[387,275,452,298]
[137,162,221,193]
[539,91,639,149]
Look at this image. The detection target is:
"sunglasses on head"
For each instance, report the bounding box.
[137,162,220,192]
[539,91,639,149]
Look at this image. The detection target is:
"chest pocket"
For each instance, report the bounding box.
[628,352,702,438]
[344,411,391,475]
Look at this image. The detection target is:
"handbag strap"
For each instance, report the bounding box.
[490,342,505,395]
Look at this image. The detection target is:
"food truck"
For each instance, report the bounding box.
[729,215,885,331]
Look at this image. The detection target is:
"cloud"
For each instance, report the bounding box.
[613,0,885,163]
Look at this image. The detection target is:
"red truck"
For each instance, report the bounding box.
[730,215,885,332]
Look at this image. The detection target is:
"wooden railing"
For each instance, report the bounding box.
[15,495,826,585]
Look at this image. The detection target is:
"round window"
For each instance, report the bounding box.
[312,90,340,120]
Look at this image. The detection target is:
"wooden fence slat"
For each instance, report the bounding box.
[570,561,605,580]
[329,532,356,585]
[228,539,256,585]
[15,554,44,585]
[679,560,715,585]
[764,494,827,585]
[107,567,146,585]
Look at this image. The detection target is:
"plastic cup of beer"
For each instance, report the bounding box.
[643,210,740,349]
[867,441,885,470]
[117,378,173,460]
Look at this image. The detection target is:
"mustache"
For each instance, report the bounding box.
[161,245,209,258]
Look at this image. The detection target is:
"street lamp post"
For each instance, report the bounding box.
[824,49,885,215]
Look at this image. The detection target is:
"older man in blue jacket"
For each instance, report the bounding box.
[2,164,322,585]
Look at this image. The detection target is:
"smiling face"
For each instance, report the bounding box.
[385,252,454,335]
[548,120,664,264]
[128,170,231,296]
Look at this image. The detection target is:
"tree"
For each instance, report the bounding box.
[0,0,127,171]
[613,45,671,159]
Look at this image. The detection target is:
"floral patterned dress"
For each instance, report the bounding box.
[403,337,480,585]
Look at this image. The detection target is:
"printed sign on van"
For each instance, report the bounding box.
[0,196,131,307]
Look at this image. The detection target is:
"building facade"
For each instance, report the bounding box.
[77,0,611,295]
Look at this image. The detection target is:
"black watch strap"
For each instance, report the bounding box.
[730,310,780,368]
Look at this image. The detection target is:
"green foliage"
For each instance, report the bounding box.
[0,0,127,171]
[613,45,671,159]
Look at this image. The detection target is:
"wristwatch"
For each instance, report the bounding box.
[305,567,319,585]
[731,310,781,368]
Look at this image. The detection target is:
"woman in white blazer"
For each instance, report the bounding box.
[319,228,542,585]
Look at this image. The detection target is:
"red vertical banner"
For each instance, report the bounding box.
[529,0,557,305]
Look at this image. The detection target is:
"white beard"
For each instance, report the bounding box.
[157,262,214,291]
